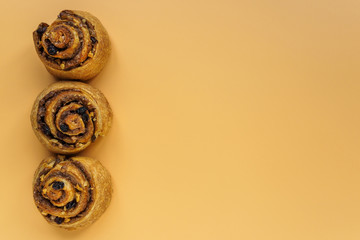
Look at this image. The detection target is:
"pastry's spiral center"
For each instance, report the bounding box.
[42,178,76,207]
[56,103,86,136]
[49,26,71,49]
[34,158,93,224]
[40,90,95,147]
[41,23,80,61]
[64,115,84,133]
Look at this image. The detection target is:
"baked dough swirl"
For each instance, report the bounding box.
[33,10,111,80]
[33,155,112,230]
[31,81,112,154]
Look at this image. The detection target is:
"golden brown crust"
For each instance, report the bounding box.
[33,155,112,230]
[30,81,112,154]
[33,10,111,81]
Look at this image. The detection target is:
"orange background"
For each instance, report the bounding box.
[1,0,360,239]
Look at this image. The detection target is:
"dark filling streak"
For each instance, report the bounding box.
[60,123,69,132]
[54,96,92,115]
[90,36,98,44]
[41,123,52,137]
[79,11,98,53]
[66,199,77,210]
[55,217,64,224]
[81,113,89,123]
[76,106,87,115]
[36,23,48,35]
[52,181,64,190]
[45,39,60,55]
[46,171,79,188]
[67,159,94,222]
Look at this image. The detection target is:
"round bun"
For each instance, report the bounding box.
[33,155,112,230]
[30,81,112,154]
[33,10,111,81]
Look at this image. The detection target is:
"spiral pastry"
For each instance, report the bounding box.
[33,155,112,230]
[33,10,111,80]
[30,81,112,154]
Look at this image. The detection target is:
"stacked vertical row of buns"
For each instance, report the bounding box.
[31,10,113,231]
